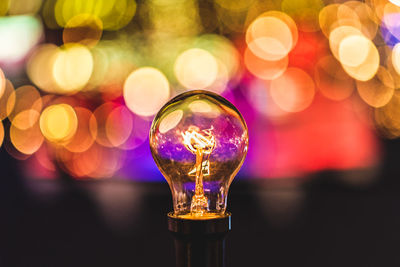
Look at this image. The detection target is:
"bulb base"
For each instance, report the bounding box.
[167,212,231,235]
[167,212,231,267]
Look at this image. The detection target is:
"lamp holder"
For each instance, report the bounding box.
[167,212,231,267]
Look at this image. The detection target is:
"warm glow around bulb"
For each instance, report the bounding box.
[150,90,248,219]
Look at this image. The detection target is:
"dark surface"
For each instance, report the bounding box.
[1,139,400,267]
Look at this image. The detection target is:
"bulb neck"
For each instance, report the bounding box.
[167,212,231,267]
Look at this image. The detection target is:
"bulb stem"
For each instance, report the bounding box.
[195,148,205,196]
[191,148,208,215]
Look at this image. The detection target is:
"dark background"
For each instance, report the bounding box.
[1,138,400,267]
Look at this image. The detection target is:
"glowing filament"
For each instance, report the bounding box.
[181,127,216,216]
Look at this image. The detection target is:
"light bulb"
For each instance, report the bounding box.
[150,90,248,219]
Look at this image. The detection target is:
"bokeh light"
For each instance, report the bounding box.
[338,35,371,67]
[0,0,392,182]
[314,55,354,101]
[0,68,5,99]
[0,79,15,120]
[10,117,43,155]
[54,0,136,31]
[246,11,297,61]
[344,1,378,40]
[270,68,315,112]
[8,85,42,130]
[8,0,42,15]
[93,102,118,148]
[244,47,288,80]
[123,67,170,117]
[64,107,97,153]
[383,2,400,41]
[0,0,8,16]
[52,44,93,93]
[63,14,103,47]
[245,78,288,119]
[340,39,379,81]
[390,0,400,7]
[374,91,400,138]
[27,44,59,94]
[329,26,364,61]
[0,15,42,63]
[319,4,359,38]
[40,104,78,143]
[392,42,400,75]
[282,0,323,32]
[356,67,395,108]
[106,106,133,148]
[174,48,219,89]
[330,26,380,81]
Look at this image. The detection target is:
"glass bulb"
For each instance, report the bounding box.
[150,90,248,219]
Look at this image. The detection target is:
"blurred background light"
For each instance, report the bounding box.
[174,48,218,89]
[281,0,323,32]
[356,66,395,108]
[54,0,136,31]
[0,15,42,66]
[329,27,380,81]
[0,79,15,120]
[27,44,59,94]
[340,39,379,81]
[10,115,43,155]
[383,2,400,40]
[52,44,93,94]
[123,67,170,117]
[338,35,371,67]
[64,107,97,153]
[39,104,78,143]
[246,12,297,61]
[314,55,355,101]
[0,0,393,183]
[390,0,400,7]
[63,14,103,47]
[105,106,133,148]
[8,0,42,15]
[374,90,400,138]
[0,68,5,98]
[270,67,315,112]
[8,85,42,130]
[93,102,117,148]
[329,26,363,62]
[244,47,288,80]
[392,42,400,75]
